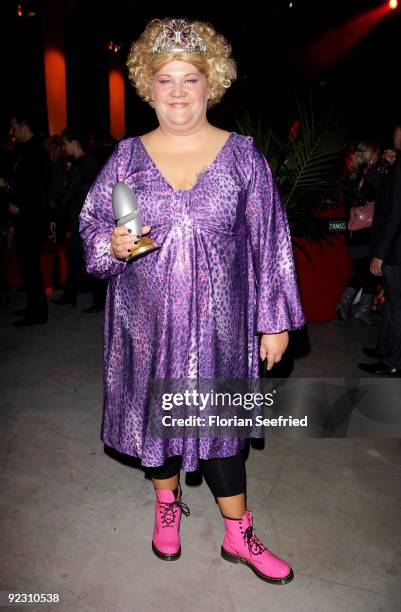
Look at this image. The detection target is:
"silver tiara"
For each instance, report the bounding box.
[152,19,207,54]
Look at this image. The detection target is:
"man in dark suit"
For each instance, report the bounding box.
[8,113,51,327]
[359,124,401,375]
[52,128,103,311]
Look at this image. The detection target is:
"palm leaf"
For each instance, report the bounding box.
[237,94,353,244]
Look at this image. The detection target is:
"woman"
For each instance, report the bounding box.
[337,142,381,324]
[79,18,305,584]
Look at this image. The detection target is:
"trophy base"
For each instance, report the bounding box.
[127,236,159,259]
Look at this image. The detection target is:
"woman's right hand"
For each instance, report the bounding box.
[110,225,152,260]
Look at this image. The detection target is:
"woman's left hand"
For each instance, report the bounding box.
[260,331,289,371]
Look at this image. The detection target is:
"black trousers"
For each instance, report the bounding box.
[0,229,7,294]
[88,274,107,309]
[377,264,401,369]
[347,256,378,295]
[65,229,107,308]
[64,230,84,297]
[150,451,246,498]
[15,228,48,319]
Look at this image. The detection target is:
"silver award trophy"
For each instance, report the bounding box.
[112,181,159,259]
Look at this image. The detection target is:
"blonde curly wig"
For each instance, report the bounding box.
[126,18,237,109]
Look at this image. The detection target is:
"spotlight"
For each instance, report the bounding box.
[107,41,123,54]
[389,0,398,9]
[16,2,37,17]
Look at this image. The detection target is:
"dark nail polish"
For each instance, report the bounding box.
[134,240,139,245]
[135,235,140,239]
[128,229,132,233]
[127,249,131,253]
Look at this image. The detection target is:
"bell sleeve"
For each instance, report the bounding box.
[245,143,305,334]
[79,145,128,280]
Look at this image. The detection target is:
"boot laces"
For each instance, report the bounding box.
[159,499,190,528]
[243,525,267,556]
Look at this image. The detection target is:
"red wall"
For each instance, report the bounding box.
[293,195,353,326]
[294,235,352,323]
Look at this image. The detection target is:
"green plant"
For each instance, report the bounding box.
[237,96,354,246]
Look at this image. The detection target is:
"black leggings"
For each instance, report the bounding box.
[150,451,246,498]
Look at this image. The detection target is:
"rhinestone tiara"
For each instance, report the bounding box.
[151,19,207,54]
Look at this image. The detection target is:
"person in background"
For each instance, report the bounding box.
[337,142,381,324]
[0,135,17,305]
[359,121,401,375]
[53,128,103,311]
[90,130,116,168]
[8,112,51,326]
[43,134,68,245]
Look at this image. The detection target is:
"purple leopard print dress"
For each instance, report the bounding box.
[79,131,305,471]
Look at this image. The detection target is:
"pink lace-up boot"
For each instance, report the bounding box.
[152,483,190,561]
[221,510,294,584]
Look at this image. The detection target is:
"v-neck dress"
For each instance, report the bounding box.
[79,131,305,471]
